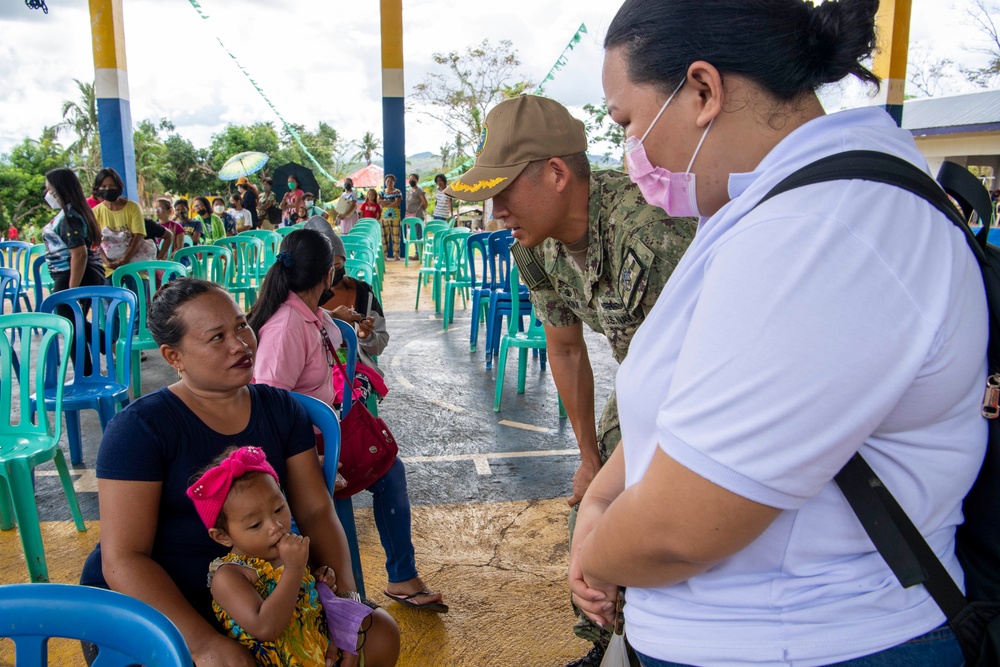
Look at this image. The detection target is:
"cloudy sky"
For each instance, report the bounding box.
[0,0,990,160]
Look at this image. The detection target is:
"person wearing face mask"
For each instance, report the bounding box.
[566,2,988,667]
[193,196,226,243]
[249,229,446,615]
[154,198,185,257]
[335,178,359,234]
[378,175,403,260]
[404,173,428,222]
[281,176,305,227]
[301,192,325,220]
[258,176,280,230]
[41,168,106,372]
[236,176,259,229]
[446,94,696,667]
[212,197,236,237]
[92,168,149,280]
[226,193,254,234]
[174,198,203,245]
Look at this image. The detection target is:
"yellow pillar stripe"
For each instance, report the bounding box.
[89,0,127,72]
[380,0,403,70]
[873,0,911,89]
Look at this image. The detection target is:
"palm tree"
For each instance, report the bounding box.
[52,79,101,182]
[439,143,453,171]
[352,131,382,165]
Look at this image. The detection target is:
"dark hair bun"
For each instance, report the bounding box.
[804,0,879,89]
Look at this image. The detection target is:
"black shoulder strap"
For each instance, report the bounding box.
[756,149,976,622]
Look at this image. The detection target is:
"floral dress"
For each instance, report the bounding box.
[209,554,329,666]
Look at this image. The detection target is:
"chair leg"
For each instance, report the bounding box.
[414,274,422,310]
[97,397,116,431]
[7,460,49,582]
[558,395,567,419]
[0,475,13,530]
[335,497,366,600]
[53,450,86,532]
[517,348,528,394]
[64,410,83,465]
[494,339,510,412]
[540,347,547,371]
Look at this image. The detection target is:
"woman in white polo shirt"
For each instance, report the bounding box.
[569,1,988,666]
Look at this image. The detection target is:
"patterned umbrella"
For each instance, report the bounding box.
[218,151,270,181]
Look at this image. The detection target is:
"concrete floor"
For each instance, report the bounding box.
[0,260,620,666]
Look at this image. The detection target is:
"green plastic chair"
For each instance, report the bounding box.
[172,245,233,285]
[401,218,424,267]
[349,224,386,277]
[345,259,380,301]
[441,230,472,330]
[419,221,450,272]
[0,312,86,582]
[240,229,282,273]
[494,265,549,412]
[112,261,189,396]
[24,244,45,309]
[275,226,298,238]
[416,227,470,313]
[213,236,263,309]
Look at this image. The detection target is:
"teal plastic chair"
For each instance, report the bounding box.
[0,241,32,312]
[240,229,282,273]
[345,259,380,302]
[275,226,298,238]
[289,392,366,600]
[494,265,549,412]
[401,218,424,267]
[30,255,54,318]
[112,261,189,396]
[419,221,449,270]
[36,286,137,465]
[0,313,86,582]
[349,223,386,276]
[172,245,233,285]
[213,236,263,309]
[442,230,472,330]
[23,244,45,309]
[427,227,470,314]
[0,583,192,665]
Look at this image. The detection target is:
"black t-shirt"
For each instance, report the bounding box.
[143,218,169,239]
[80,384,315,621]
[242,190,259,229]
[352,279,384,317]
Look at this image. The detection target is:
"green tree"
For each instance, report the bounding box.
[274,122,342,195]
[352,131,382,166]
[160,134,216,199]
[0,130,66,233]
[51,79,101,183]
[133,119,173,210]
[583,100,625,167]
[412,39,534,148]
[963,0,1000,86]
[208,122,281,174]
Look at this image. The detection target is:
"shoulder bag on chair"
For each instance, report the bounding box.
[323,328,398,499]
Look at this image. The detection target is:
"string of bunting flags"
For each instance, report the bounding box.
[186,0,337,183]
[534,23,589,95]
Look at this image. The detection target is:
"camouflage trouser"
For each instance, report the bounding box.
[568,390,621,647]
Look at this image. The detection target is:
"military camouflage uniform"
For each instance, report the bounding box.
[511,169,696,647]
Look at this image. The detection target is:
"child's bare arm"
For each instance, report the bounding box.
[211,536,310,642]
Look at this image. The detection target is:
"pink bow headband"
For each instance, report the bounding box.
[186,446,279,530]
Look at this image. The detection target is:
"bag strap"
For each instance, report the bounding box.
[317,321,358,411]
[755,150,976,621]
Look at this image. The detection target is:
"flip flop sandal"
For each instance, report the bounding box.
[383,590,449,613]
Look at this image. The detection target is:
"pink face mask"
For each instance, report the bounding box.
[625,80,713,218]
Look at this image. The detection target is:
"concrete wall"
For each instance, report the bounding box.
[913,131,1000,187]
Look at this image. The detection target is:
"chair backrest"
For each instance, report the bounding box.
[111,261,189,346]
[467,231,491,291]
[487,229,516,292]
[240,230,282,270]
[0,241,31,275]
[342,244,377,267]
[290,392,341,496]
[0,267,21,314]
[0,312,70,440]
[183,234,194,248]
[24,243,45,288]
[401,217,423,242]
[331,319,358,418]
[344,258,375,286]
[356,217,380,226]
[440,228,471,275]
[507,264,543,336]
[172,245,233,285]
[0,583,192,666]
[31,255,54,311]
[275,226,298,238]
[40,286,137,388]
[212,237,263,287]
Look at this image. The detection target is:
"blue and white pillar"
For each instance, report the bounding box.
[89,0,137,198]
[381,0,405,185]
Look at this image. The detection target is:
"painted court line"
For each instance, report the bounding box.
[499,420,556,434]
[429,398,464,412]
[395,375,415,389]
[36,469,98,493]
[403,448,578,476]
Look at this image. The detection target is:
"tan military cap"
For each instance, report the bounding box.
[446,95,587,202]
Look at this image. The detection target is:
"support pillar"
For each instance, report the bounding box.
[89,0,137,198]
[380,0,405,186]
[872,0,912,128]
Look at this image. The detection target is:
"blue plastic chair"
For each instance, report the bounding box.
[484,230,531,369]
[0,241,32,312]
[290,392,366,601]
[30,255,54,317]
[0,313,85,582]
[23,244,45,309]
[35,286,137,465]
[112,261,189,396]
[0,266,22,316]
[332,319,359,418]
[466,232,492,351]
[0,583,192,666]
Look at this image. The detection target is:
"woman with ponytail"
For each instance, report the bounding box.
[250,229,446,614]
[569,1,986,665]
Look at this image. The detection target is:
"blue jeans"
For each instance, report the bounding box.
[365,457,418,583]
[636,625,963,667]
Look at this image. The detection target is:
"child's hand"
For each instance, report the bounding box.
[315,565,337,592]
[277,532,310,571]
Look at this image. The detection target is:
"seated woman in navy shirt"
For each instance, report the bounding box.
[80,277,399,667]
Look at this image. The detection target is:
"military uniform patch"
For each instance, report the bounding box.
[621,242,653,312]
[510,241,550,291]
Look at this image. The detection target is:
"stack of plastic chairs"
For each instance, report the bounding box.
[494,264,550,411]
[35,286,137,464]
[484,229,532,369]
[0,241,32,312]
[401,218,424,267]
[349,220,386,278]
[112,260,189,396]
[466,232,493,351]
[441,228,473,330]
[0,313,86,582]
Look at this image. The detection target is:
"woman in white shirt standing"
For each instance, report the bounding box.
[570,1,988,666]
